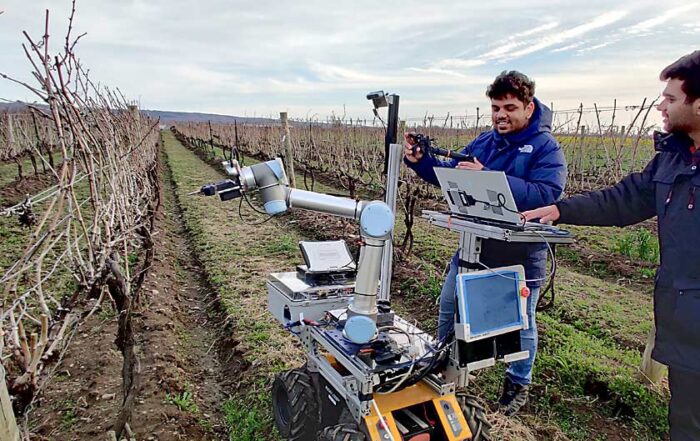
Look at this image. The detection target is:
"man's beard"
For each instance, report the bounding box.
[666,119,693,134]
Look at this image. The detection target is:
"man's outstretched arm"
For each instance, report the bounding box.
[524,157,658,226]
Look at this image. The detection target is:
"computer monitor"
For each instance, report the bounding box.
[454,265,528,342]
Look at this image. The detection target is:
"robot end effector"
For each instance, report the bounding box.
[191,157,289,215]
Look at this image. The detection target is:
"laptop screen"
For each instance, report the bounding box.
[434,168,523,226]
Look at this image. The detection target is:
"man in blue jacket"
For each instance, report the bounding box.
[524,51,700,440]
[404,71,567,416]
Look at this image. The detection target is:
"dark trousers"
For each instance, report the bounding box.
[669,367,700,441]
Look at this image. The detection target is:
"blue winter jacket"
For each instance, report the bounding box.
[405,98,567,287]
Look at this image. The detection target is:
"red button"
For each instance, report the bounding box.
[520,287,531,298]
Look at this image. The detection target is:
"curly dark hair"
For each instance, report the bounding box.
[660,50,700,103]
[486,71,535,104]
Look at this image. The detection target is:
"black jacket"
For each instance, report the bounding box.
[557,131,699,372]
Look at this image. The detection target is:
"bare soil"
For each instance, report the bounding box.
[0,173,56,206]
[27,159,239,440]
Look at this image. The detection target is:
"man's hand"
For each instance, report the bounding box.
[456,156,484,170]
[522,205,560,224]
[403,133,423,163]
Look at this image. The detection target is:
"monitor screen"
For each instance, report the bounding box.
[458,271,522,337]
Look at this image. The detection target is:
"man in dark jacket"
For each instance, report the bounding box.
[523,51,700,441]
[404,71,567,416]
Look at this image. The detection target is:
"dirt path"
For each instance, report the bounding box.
[28,154,236,440]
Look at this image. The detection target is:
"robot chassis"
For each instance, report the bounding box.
[196,93,573,441]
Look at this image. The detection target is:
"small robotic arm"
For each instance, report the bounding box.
[194,158,394,344]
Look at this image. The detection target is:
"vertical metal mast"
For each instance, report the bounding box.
[379,94,401,305]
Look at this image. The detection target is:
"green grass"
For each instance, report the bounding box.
[223,394,278,441]
[0,220,29,273]
[97,304,116,322]
[0,152,62,189]
[548,267,653,349]
[399,269,444,300]
[536,314,667,436]
[165,390,199,413]
[57,399,78,430]
[262,235,298,257]
[566,224,659,266]
[163,130,303,440]
[177,328,192,344]
[60,408,77,430]
[613,229,659,263]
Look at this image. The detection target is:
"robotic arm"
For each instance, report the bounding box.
[195,157,394,344]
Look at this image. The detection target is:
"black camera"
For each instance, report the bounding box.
[366,90,388,109]
[406,133,433,157]
[406,133,475,163]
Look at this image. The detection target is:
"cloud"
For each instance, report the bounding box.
[567,4,698,55]
[575,41,614,54]
[430,11,629,73]
[507,10,628,58]
[624,4,698,35]
[1,0,698,121]
[551,41,587,53]
[434,21,560,71]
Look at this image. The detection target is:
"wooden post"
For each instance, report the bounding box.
[7,114,22,180]
[6,114,15,149]
[280,112,296,188]
[576,125,587,187]
[127,105,140,124]
[0,364,20,441]
[619,125,626,146]
[208,120,214,155]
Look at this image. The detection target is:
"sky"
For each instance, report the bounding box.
[0,0,698,127]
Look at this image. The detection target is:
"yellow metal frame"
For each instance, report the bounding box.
[363,382,472,441]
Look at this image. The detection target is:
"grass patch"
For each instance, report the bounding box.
[97,304,116,322]
[178,328,192,344]
[263,235,298,257]
[165,390,199,413]
[223,394,278,441]
[60,408,77,430]
[0,152,61,189]
[163,131,299,440]
[535,314,668,438]
[57,399,78,430]
[613,229,659,263]
[399,270,444,300]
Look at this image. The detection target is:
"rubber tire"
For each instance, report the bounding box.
[317,423,367,441]
[457,391,493,441]
[272,367,320,440]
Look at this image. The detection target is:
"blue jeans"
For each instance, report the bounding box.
[437,258,539,386]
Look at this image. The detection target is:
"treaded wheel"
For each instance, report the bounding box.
[317,423,367,441]
[457,391,493,441]
[272,367,320,440]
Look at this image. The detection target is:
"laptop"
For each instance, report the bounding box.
[433,168,524,227]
